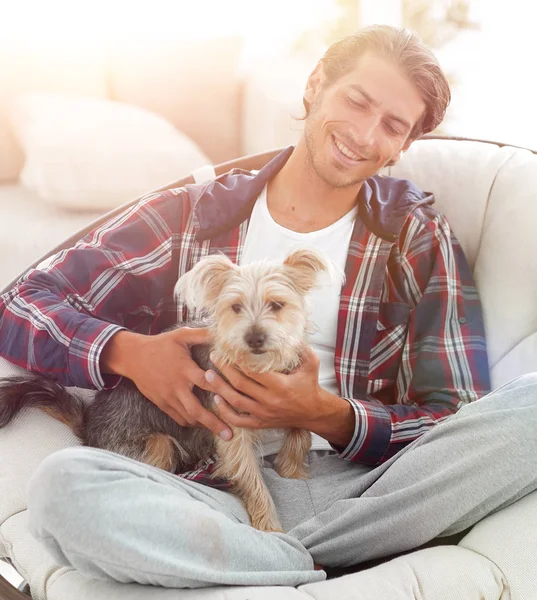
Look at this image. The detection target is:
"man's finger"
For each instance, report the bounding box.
[237,368,285,388]
[186,362,219,393]
[209,361,266,397]
[300,346,320,368]
[177,387,233,440]
[214,395,262,429]
[161,401,189,427]
[204,368,261,412]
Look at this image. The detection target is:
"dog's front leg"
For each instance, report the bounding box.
[275,428,311,479]
[213,428,284,532]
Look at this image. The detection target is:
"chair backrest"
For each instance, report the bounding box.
[0,148,280,292]
[3,136,536,389]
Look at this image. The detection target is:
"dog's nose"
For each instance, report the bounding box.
[245,329,266,349]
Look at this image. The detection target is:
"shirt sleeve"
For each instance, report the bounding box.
[332,210,491,465]
[0,189,186,390]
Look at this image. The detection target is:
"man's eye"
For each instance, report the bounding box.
[347,96,366,110]
[231,303,242,314]
[384,122,402,136]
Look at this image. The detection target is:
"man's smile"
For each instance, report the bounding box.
[331,135,367,165]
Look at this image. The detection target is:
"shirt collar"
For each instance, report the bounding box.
[188,146,293,241]
[187,145,434,242]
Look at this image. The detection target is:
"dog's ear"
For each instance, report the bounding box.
[283,248,336,294]
[174,254,236,312]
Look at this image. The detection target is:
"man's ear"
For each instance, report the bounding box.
[384,151,402,168]
[303,62,325,114]
[401,138,414,153]
[385,139,413,167]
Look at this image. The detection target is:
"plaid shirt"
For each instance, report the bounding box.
[0,147,490,487]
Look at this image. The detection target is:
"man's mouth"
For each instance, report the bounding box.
[332,135,367,164]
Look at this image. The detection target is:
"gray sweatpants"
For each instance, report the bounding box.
[27,373,537,588]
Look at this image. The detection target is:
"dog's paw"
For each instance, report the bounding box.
[275,456,310,480]
[252,514,284,533]
[279,466,310,480]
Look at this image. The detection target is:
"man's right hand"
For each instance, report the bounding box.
[100,327,233,440]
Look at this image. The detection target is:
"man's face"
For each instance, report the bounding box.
[303,52,426,188]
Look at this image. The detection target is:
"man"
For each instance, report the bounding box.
[1,25,536,589]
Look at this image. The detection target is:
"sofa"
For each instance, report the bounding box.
[1,136,537,600]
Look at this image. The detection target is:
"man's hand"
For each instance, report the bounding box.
[100,328,233,440]
[206,347,323,430]
[206,347,356,447]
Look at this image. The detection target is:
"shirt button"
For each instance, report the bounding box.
[459,317,467,324]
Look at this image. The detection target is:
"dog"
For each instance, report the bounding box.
[0,248,331,532]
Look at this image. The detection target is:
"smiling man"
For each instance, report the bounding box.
[2,25,537,591]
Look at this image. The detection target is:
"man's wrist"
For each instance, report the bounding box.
[306,388,356,448]
[100,330,144,379]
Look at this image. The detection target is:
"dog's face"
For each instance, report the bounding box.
[175,249,332,372]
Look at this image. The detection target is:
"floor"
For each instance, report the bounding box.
[0,559,24,587]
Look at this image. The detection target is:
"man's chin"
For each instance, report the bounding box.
[317,165,369,189]
[306,138,372,188]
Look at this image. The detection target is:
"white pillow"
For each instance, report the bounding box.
[9,92,211,211]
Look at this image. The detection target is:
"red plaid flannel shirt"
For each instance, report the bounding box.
[0,148,490,487]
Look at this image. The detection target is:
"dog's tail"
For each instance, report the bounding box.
[0,375,85,438]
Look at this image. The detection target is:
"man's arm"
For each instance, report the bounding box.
[0,189,185,389]
[323,210,491,465]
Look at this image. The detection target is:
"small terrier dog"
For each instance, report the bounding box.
[0,248,330,532]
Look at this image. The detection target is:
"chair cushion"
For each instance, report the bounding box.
[0,358,81,550]
[299,546,506,600]
[459,489,537,600]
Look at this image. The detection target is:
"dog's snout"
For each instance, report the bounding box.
[245,329,266,350]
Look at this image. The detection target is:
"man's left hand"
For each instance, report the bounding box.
[204,347,324,431]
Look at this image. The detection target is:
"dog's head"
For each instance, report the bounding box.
[174,248,334,372]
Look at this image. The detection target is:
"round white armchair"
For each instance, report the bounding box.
[1,136,536,600]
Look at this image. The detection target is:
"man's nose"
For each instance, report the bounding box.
[352,115,379,150]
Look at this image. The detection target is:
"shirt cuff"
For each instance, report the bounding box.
[330,397,393,465]
[68,319,126,390]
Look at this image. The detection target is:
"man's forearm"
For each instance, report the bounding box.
[306,389,356,448]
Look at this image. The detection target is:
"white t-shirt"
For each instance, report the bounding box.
[240,185,357,456]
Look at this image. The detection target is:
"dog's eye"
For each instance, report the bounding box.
[270,301,285,312]
[231,303,242,314]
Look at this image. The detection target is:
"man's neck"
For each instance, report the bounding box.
[266,140,362,234]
